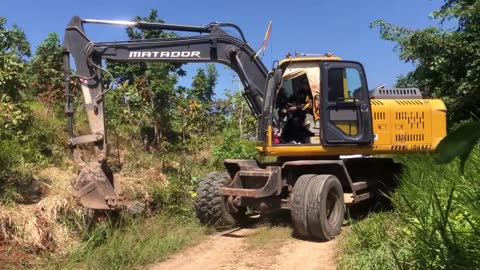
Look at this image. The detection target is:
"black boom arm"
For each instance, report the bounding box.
[62,16,270,211]
[63,16,268,161]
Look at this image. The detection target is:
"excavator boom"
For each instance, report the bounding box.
[63,16,269,211]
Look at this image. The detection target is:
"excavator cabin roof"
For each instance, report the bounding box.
[279,53,342,67]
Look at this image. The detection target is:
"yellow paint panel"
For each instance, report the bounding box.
[342,69,348,98]
[333,121,358,136]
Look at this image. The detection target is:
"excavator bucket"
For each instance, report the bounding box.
[72,161,144,213]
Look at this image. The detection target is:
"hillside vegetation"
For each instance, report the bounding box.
[0,9,257,269]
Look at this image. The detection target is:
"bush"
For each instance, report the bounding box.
[340,213,408,269]
[0,139,40,204]
[212,128,258,166]
[0,102,67,204]
[339,150,480,270]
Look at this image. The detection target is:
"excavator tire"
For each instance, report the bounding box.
[195,172,236,228]
[307,174,344,240]
[291,174,317,238]
[291,174,344,240]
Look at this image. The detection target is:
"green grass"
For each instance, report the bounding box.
[46,214,208,270]
[339,149,480,270]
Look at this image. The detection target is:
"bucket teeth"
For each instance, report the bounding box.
[72,162,144,213]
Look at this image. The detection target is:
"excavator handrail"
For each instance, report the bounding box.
[81,18,249,42]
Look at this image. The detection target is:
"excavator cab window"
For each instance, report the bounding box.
[327,67,363,135]
[327,68,363,102]
[279,80,294,100]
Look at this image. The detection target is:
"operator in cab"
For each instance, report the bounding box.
[276,76,314,144]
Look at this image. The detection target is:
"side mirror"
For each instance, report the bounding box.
[273,68,283,87]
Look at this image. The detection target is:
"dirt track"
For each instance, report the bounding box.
[150,227,339,270]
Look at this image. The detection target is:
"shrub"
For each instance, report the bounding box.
[339,150,480,270]
[212,128,258,166]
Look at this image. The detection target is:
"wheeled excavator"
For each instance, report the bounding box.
[63,16,446,240]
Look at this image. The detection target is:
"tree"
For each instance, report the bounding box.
[371,0,480,123]
[0,17,31,138]
[211,88,258,165]
[222,89,257,139]
[0,17,30,100]
[29,33,64,113]
[175,64,220,146]
[106,9,185,148]
[190,64,218,103]
[394,73,417,88]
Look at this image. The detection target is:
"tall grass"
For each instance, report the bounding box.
[39,145,217,269]
[46,214,208,270]
[340,148,480,270]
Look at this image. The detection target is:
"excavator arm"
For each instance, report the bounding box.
[62,16,269,211]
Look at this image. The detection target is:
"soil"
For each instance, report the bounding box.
[150,227,339,270]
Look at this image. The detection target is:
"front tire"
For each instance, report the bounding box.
[195,172,235,227]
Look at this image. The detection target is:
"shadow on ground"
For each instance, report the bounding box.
[231,180,400,241]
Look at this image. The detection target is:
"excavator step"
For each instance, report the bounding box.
[352,181,368,191]
[344,192,371,204]
[354,193,371,203]
[237,171,273,177]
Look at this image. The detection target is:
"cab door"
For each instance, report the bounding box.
[258,68,283,145]
[320,61,373,145]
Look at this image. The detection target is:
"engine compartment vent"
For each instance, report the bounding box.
[370,88,422,99]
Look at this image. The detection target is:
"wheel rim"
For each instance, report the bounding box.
[326,188,340,226]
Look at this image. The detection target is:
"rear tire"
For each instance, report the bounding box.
[195,172,235,227]
[307,174,344,240]
[291,174,345,240]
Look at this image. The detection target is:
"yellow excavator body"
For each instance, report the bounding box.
[258,98,446,156]
[257,56,447,156]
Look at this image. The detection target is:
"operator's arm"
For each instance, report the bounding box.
[287,95,312,112]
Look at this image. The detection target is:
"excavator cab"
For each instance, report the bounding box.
[268,55,373,146]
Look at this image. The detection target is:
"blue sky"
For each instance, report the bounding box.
[1,0,444,96]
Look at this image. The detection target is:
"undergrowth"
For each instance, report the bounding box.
[339,149,480,270]
[0,101,67,205]
[34,137,221,269]
[45,214,208,270]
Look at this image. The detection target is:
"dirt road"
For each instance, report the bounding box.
[150,227,339,270]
